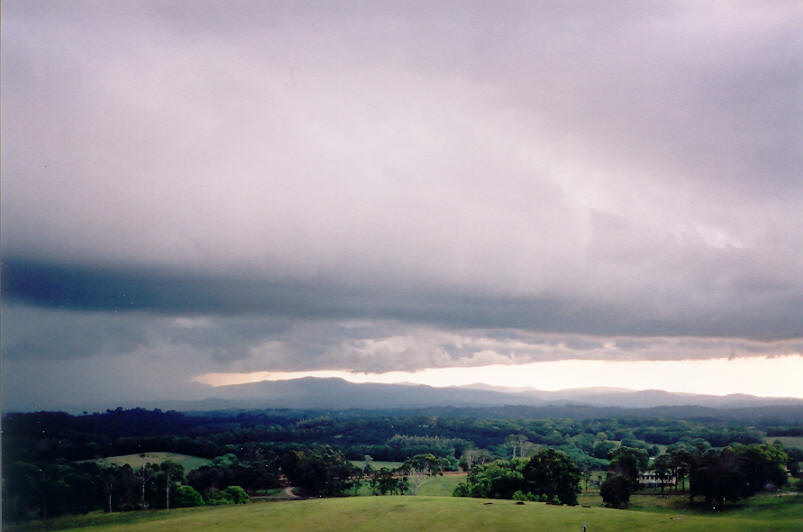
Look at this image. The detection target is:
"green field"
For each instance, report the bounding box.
[415,474,466,496]
[16,493,799,532]
[92,452,211,472]
[355,472,466,496]
[351,460,404,470]
[765,436,803,449]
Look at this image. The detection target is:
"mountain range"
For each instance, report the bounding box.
[136,377,803,415]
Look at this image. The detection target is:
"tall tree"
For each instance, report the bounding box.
[609,447,649,490]
[99,465,119,513]
[653,454,674,494]
[453,459,527,500]
[400,454,445,495]
[669,446,694,492]
[522,448,582,505]
[369,467,408,495]
[159,461,185,510]
[460,448,492,472]
[600,474,632,508]
[689,448,742,507]
[136,464,157,510]
[736,443,788,496]
[281,446,360,497]
[505,434,529,459]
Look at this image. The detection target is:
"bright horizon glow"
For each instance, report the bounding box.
[192,354,803,398]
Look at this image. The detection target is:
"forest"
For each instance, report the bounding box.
[3,405,801,521]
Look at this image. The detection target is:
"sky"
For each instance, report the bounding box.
[3,1,803,411]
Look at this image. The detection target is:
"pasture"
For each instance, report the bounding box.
[16,493,801,532]
[91,452,211,472]
[351,460,403,470]
[415,474,465,496]
[765,436,803,449]
[355,472,465,496]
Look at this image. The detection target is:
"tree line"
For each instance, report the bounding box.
[599,442,790,509]
[3,452,269,521]
[4,407,779,464]
[3,407,801,522]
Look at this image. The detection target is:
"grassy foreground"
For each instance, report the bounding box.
[28,494,803,532]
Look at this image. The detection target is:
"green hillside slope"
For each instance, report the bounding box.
[36,495,802,532]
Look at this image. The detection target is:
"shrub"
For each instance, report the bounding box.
[512,490,528,501]
[222,485,249,504]
[173,485,204,507]
[600,474,632,509]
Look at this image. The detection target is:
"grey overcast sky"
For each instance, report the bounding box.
[3,1,803,411]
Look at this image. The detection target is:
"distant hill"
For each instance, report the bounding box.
[203,377,541,409]
[514,387,803,409]
[139,377,803,417]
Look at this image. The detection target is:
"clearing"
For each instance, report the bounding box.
[15,492,801,532]
[91,452,211,472]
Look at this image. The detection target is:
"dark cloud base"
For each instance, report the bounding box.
[5,256,802,340]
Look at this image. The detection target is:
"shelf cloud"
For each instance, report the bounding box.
[3,1,802,409]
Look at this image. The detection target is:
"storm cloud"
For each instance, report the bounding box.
[2,1,802,409]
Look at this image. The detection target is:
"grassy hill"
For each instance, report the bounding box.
[17,493,802,532]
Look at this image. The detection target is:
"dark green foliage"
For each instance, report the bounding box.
[689,443,789,506]
[172,485,204,507]
[206,485,249,505]
[98,464,138,512]
[609,447,649,490]
[223,486,249,504]
[652,454,674,493]
[135,464,158,510]
[600,474,632,508]
[522,448,581,505]
[150,461,185,510]
[186,454,280,498]
[2,406,801,523]
[3,460,89,519]
[591,440,618,459]
[738,443,788,494]
[454,450,581,505]
[281,445,360,497]
[368,467,409,495]
[689,448,744,506]
[205,489,230,505]
[669,445,695,492]
[454,459,527,500]
[2,460,133,519]
[785,447,803,477]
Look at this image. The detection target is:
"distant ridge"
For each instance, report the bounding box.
[208,377,537,409]
[172,377,803,412]
[27,377,802,417]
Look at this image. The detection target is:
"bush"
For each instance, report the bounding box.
[222,486,249,504]
[512,490,529,501]
[453,482,470,497]
[600,474,632,508]
[523,448,581,505]
[173,485,204,507]
[205,485,249,505]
